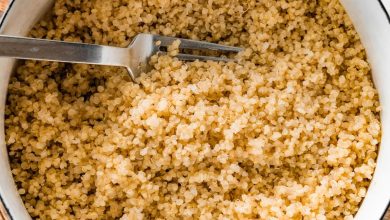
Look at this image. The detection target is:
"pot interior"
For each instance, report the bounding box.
[0,0,389,219]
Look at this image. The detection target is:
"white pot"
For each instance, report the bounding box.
[0,0,389,219]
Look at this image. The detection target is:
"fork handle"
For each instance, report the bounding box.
[0,35,129,67]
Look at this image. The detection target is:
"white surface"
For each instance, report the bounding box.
[384,0,390,12]
[340,1,390,220]
[0,1,54,219]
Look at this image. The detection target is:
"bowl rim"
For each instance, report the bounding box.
[0,0,389,219]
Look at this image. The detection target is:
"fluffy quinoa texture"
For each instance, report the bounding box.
[5,0,381,219]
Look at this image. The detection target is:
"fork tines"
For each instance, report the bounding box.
[152,35,243,62]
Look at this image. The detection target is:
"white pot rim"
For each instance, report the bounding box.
[0,1,389,219]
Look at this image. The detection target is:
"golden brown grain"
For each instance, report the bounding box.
[5,0,381,219]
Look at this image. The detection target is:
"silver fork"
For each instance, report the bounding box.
[0,34,243,81]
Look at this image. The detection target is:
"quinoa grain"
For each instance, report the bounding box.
[5,0,381,219]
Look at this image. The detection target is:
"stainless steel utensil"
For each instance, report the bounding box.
[0,34,243,80]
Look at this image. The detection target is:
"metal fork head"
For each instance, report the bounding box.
[127,34,243,80]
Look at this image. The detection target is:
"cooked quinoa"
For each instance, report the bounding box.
[5,0,381,219]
